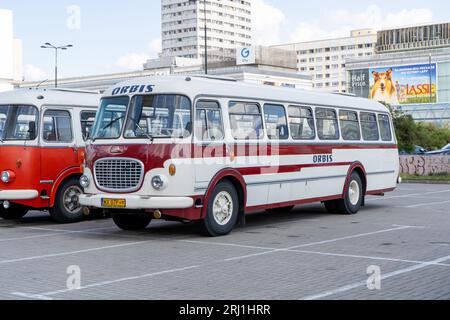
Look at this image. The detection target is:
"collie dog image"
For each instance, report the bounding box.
[370,69,400,105]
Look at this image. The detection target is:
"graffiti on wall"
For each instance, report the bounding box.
[400,156,450,176]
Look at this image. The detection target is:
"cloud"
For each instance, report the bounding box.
[23,64,47,82]
[252,0,286,45]
[115,37,161,70]
[251,3,434,45]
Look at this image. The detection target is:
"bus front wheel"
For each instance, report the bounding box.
[112,213,152,231]
[50,177,84,223]
[0,204,29,220]
[202,181,239,237]
[335,172,364,215]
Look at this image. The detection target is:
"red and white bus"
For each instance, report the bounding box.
[79,76,399,236]
[0,89,99,222]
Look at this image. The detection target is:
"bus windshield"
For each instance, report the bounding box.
[124,95,192,139]
[91,97,129,139]
[0,105,38,141]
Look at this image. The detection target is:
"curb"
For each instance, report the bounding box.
[402,180,450,185]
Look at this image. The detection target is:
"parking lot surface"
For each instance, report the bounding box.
[1,183,450,300]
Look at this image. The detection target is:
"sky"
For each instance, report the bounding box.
[1,0,449,81]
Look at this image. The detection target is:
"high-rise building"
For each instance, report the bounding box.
[271,29,377,93]
[161,0,252,61]
[0,9,23,92]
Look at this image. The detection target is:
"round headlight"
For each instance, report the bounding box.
[80,175,90,188]
[151,175,166,191]
[1,171,11,183]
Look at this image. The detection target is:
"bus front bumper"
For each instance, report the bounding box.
[0,190,39,200]
[79,194,194,210]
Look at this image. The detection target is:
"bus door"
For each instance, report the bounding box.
[40,108,78,190]
[193,100,226,186]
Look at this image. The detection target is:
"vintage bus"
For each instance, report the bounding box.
[0,88,99,222]
[79,76,399,236]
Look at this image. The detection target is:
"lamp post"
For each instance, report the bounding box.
[40,43,73,88]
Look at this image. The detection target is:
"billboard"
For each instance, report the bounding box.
[348,63,437,105]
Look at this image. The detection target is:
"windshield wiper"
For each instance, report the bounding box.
[102,115,125,131]
[128,116,154,143]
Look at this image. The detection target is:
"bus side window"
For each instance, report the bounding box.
[339,110,361,141]
[361,112,380,141]
[316,108,340,140]
[288,106,315,140]
[378,114,393,142]
[43,110,73,143]
[195,101,224,141]
[264,104,289,140]
[229,101,264,140]
[80,111,97,140]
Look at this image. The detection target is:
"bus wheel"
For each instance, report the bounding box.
[112,213,152,231]
[50,177,84,223]
[336,172,364,215]
[0,204,29,220]
[202,181,239,237]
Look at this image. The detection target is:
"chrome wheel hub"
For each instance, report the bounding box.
[349,180,361,206]
[63,186,83,214]
[212,191,234,226]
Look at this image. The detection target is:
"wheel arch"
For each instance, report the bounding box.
[201,168,247,219]
[49,167,83,207]
[342,162,367,198]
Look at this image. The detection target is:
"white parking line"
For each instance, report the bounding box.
[0,227,116,243]
[403,200,450,209]
[301,255,450,300]
[366,189,450,202]
[182,225,416,262]
[11,265,200,300]
[0,240,152,265]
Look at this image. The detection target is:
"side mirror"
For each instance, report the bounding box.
[28,122,36,140]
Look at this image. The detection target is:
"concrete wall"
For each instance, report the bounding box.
[400,155,450,175]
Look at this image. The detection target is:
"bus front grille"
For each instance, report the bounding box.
[94,158,144,193]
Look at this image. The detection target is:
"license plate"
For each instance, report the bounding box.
[102,198,126,208]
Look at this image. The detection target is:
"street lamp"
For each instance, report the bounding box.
[40,43,73,88]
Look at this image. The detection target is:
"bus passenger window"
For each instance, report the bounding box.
[361,112,380,141]
[339,110,361,141]
[378,114,393,142]
[195,101,223,141]
[264,104,289,140]
[288,106,315,140]
[43,110,73,143]
[81,111,97,140]
[316,108,340,140]
[229,101,264,140]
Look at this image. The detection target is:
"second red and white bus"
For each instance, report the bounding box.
[79,76,399,236]
[0,88,99,222]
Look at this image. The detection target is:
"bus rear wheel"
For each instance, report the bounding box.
[202,181,239,237]
[112,213,152,231]
[50,177,84,223]
[0,204,29,220]
[335,172,364,215]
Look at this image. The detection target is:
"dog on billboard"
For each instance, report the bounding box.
[369,69,400,105]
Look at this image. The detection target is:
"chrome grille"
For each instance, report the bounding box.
[94,158,144,192]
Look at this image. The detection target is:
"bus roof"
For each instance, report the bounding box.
[0,88,100,108]
[103,76,389,113]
